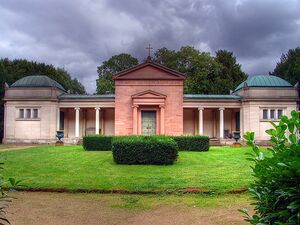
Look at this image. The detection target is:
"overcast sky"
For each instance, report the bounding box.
[1,0,300,93]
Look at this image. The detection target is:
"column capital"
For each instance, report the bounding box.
[219,107,225,111]
[74,107,80,111]
[198,107,204,111]
[132,104,139,108]
[95,107,101,110]
[159,104,165,108]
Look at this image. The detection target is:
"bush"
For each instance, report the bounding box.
[112,136,178,165]
[83,135,112,151]
[171,135,209,151]
[241,110,300,224]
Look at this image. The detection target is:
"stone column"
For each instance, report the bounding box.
[219,107,224,139]
[95,107,100,135]
[56,107,60,131]
[160,105,165,135]
[75,107,80,138]
[132,105,138,135]
[198,107,204,135]
[239,108,243,139]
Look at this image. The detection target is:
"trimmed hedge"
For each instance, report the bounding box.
[83,135,112,151]
[83,135,209,152]
[112,136,178,165]
[171,135,209,151]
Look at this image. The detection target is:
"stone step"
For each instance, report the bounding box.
[209,139,222,146]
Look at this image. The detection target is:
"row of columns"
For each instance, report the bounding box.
[57,107,102,138]
[198,107,242,139]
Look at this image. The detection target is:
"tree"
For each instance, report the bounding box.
[95,47,247,95]
[0,58,86,143]
[96,53,139,94]
[153,46,247,94]
[270,47,300,85]
[215,50,248,93]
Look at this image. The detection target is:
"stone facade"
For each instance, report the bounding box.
[114,63,185,136]
[2,62,299,145]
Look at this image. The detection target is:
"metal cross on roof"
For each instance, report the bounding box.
[146,44,153,58]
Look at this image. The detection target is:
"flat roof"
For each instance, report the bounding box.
[184,94,241,100]
[58,94,115,100]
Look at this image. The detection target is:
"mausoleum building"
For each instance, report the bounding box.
[2,61,299,145]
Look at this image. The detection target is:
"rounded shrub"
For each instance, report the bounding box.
[112,136,178,165]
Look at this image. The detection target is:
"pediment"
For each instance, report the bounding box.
[113,62,185,80]
[132,90,167,99]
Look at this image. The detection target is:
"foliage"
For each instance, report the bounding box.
[0,58,86,95]
[215,50,248,93]
[241,110,300,224]
[83,135,113,151]
[112,136,178,165]
[96,53,139,94]
[171,135,210,151]
[0,58,86,143]
[153,46,247,94]
[270,47,300,85]
[0,160,21,225]
[2,146,260,192]
[95,47,247,95]
[83,135,209,152]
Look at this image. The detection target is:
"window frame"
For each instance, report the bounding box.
[262,109,268,120]
[260,108,285,121]
[16,107,40,121]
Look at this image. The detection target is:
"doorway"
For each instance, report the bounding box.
[141,111,156,135]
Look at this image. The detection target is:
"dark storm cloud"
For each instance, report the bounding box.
[1,0,300,92]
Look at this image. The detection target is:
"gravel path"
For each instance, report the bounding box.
[8,192,249,225]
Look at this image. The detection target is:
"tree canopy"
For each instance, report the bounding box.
[96,53,139,94]
[215,50,248,94]
[96,46,247,95]
[153,46,247,94]
[270,47,300,85]
[0,58,86,95]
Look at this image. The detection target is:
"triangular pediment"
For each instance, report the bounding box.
[132,90,167,99]
[113,62,185,80]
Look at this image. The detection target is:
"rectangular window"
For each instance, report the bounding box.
[277,109,283,119]
[270,109,275,119]
[25,109,31,119]
[19,109,24,118]
[32,109,38,118]
[262,109,268,119]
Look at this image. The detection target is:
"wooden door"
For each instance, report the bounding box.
[141,111,156,135]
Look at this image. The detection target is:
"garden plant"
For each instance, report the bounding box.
[241,110,300,224]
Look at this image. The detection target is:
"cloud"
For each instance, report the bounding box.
[0,0,299,93]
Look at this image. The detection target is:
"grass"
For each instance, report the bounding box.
[107,193,250,209]
[0,145,16,149]
[1,146,261,193]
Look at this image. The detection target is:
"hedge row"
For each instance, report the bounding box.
[82,135,112,151]
[83,135,209,152]
[112,136,178,165]
[171,135,209,151]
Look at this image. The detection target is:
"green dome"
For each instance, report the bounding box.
[234,75,292,92]
[11,75,66,91]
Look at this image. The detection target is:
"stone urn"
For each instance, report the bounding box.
[56,130,64,145]
[232,131,241,147]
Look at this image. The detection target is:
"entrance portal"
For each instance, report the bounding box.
[141,111,156,135]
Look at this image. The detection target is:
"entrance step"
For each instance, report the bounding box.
[209,139,222,146]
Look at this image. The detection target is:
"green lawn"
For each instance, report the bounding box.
[1,146,258,193]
